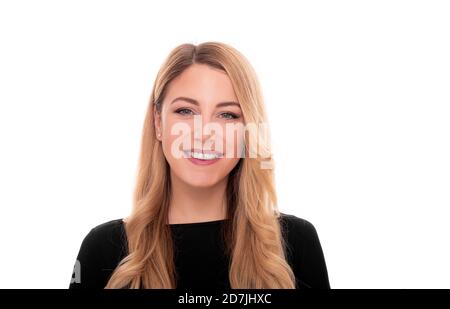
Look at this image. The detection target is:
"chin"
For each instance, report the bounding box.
[182,175,222,188]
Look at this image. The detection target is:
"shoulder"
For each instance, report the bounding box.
[89,218,124,236]
[70,219,127,288]
[278,212,330,289]
[81,219,125,250]
[279,212,319,243]
[75,218,127,264]
[278,212,323,256]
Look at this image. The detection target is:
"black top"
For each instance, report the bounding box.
[69,213,330,289]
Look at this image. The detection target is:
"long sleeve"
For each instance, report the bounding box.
[297,219,330,288]
[280,213,331,289]
[69,219,125,289]
[69,228,105,289]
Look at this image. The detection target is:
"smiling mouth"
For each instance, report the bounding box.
[182,149,224,160]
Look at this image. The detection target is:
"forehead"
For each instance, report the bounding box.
[164,64,238,105]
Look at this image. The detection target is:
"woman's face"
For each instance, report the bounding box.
[154,64,244,188]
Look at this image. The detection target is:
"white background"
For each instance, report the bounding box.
[0,0,449,288]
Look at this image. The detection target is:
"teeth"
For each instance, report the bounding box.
[184,151,222,160]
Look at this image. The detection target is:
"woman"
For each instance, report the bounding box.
[69,42,330,289]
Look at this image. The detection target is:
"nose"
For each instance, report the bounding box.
[191,114,222,151]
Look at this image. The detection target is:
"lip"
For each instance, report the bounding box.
[187,157,221,165]
[183,149,223,166]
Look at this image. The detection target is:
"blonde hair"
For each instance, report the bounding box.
[105,42,296,288]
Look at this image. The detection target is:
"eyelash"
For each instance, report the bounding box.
[174,108,240,119]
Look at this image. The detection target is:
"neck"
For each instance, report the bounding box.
[168,170,228,224]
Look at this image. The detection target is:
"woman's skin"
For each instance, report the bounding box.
[154,64,245,224]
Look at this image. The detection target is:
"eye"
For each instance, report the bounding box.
[219,112,240,120]
[175,108,194,116]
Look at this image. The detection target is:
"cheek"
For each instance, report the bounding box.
[161,118,192,157]
[220,157,241,175]
[215,131,242,173]
[223,126,245,158]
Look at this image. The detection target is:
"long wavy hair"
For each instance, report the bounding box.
[105,42,296,288]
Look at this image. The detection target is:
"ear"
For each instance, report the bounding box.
[154,106,162,141]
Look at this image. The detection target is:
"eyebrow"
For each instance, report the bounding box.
[170,96,240,108]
